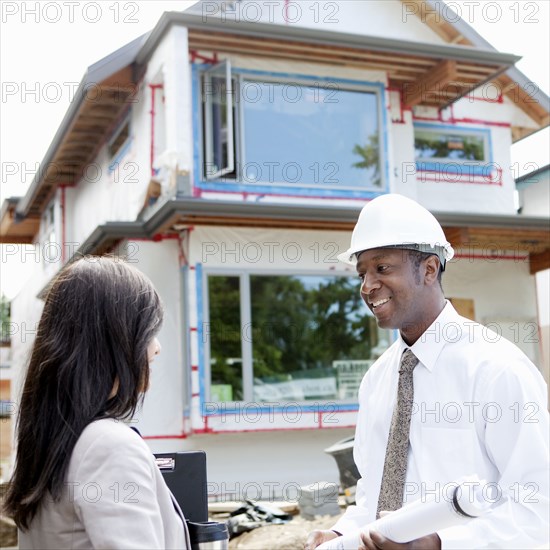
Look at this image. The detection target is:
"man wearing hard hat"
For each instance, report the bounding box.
[306,194,549,549]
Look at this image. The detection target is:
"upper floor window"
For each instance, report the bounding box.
[40,201,58,266]
[43,203,55,237]
[414,123,491,176]
[201,61,385,191]
[108,116,131,171]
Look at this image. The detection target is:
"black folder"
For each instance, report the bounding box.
[154,451,208,522]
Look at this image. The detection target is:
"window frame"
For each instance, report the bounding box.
[40,202,56,244]
[203,60,236,180]
[108,115,132,172]
[202,267,393,408]
[39,198,60,268]
[194,64,389,197]
[413,122,493,177]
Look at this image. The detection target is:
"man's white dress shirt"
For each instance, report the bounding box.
[332,302,549,549]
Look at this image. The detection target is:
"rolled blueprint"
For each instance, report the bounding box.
[317,477,492,550]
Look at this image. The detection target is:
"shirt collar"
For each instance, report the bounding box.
[396,301,459,372]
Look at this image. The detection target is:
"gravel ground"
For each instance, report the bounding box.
[227,512,343,550]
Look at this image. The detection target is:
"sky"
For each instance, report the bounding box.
[0,0,549,299]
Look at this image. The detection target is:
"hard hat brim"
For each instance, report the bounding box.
[338,243,454,268]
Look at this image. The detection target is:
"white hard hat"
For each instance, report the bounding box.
[338,194,454,268]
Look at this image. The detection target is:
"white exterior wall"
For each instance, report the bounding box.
[445,254,540,364]
[149,428,356,501]
[535,270,550,388]
[391,94,522,214]
[517,172,549,387]
[111,239,188,438]
[69,26,191,247]
[69,129,147,247]
[518,169,550,217]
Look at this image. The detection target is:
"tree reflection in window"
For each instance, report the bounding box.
[415,130,485,161]
[251,275,384,400]
[207,274,389,402]
[352,134,381,187]
[208,276,243,401]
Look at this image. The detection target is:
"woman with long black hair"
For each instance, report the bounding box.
[3,256,190,549]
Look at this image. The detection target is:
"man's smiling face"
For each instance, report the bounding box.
[356,247,430,342]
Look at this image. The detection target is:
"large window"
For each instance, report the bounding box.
[201,62,385,191]
[205,273,390,403]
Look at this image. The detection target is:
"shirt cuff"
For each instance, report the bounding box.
[331,511,369,536]
[438,525,476,550]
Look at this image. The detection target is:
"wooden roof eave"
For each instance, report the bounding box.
[185,25,516,111]
[65,199,549,274]
[0,199,40,244]
[15,32,145,220]
[19,66,136,220]
[403,0,549,140]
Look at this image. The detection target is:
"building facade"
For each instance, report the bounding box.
[2,0,549,498]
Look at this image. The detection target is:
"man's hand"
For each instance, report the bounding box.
[304,529,339,549]
[359,530,441,550]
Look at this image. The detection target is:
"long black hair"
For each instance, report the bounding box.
[3,256,163,529]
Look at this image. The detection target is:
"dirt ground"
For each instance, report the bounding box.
[226,512,343,550]
[0,511,341,550]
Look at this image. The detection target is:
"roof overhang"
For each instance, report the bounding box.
[0,197,39,244]
[74,198,550,275]
[404,0,549,140]
[141,11,519,112]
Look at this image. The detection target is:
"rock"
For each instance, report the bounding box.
[299,482,341,520]
[229,512,343,549]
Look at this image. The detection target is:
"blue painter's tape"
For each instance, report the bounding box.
[203,402,360,416]
[182,264,192,420]
[195,263,205,406]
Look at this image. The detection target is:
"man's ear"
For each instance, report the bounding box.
[423,255,440,285]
